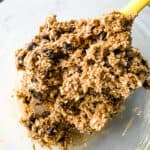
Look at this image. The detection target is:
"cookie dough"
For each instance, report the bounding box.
[15,11,150,150]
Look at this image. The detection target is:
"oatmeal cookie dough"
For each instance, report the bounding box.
[15,11,150,149]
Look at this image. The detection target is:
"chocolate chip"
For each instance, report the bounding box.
[46,127,55,136]
[56,29,64,38]
[43,69,56,80]
[41,111,50,118]
[115,74,119,79]
[29,115,36,123]
[102,87,110,95]
[71,106,80,115]
[110,68,114,74]
[31,53,40,63]
[31,78,38,83]
[126,50,136,60]
[56,132,65,142]
[52,51,66,60]
[42,48,53,57]
[87,59,95,65]
[43,70,50,79]
[29,89,42,100]
[23,96,30,104]
[54,93,58,99]
[114,49,121,55]
[75,65,82,73]
[88,35,97,41]
[91,26,96,30]
[68,26,75,33]
[27,42,37,51]
[87,87,97,96]
[40,35,50,41]
[79,37,85,45]
[104,61,111,67]
[27,115,36,130]
[59,66,67,72]
[17,63,24,70]
[141,59,147,66]
[143,80,150,89]
[59,102,67,109]
[78,97,84,103]
[92,102,101,108]
[43,49,66,60]
[111,97,120,103]
[99,31,107,40]
[58,25,75,34]
[82,45,89,56]
[67,73,73,77]
[17,53,26,69]
[129,87,133,91]
[26,121,33,130]
[103,50,110,58]
[83,45,89,50]
[63,42,72,50]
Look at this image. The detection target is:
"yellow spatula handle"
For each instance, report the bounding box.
[121,0,150,15]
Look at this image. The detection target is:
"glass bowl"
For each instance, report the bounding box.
[0,0,150,150]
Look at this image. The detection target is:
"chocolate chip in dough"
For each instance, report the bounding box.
[26,121,33,130]
[17,52,27,69]
[56,132,65,142]
[42,48,53,58]
[26,115,36,130]
[23,96,30,104]
[141,59,147,66]
[59,102,67,109]
[114,49,122,55]
[31,78,38,83]
[53,51,66,60]
[99,31,107,40]
[27,42,37,51]
[143,80,150,89]
[63,42,72,50]
[46,127,56,136]
[67,26,75,33]
[87,59,95,65]
[29,89,42,100]
[104,61,111,67]
[41,111,50,118]
[40,35,50,41]
[75,65,82,73]
[67,73,73,77]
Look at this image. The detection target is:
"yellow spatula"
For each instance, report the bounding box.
[121,0,150,15]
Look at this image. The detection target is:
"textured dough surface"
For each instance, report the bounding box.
[15,12,150,150]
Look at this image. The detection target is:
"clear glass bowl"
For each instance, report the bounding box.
[0,0,150,150]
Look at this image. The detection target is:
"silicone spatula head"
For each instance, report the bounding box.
[121,0,150,15]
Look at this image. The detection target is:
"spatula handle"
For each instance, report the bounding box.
[121,0,150,15]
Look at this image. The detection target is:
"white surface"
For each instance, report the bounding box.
[0,0,150,150]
